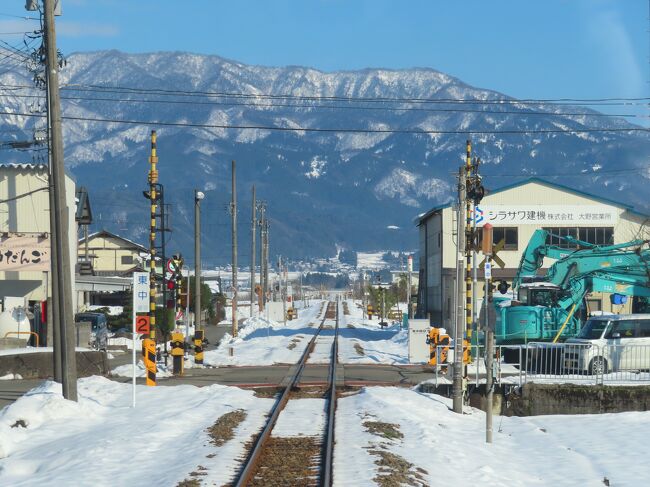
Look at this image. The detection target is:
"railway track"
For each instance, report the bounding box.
[232,300,340,486]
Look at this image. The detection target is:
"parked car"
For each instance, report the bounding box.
[563,314,650,374]
[75,312,108,350]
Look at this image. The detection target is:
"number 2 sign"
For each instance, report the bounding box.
[135,315,150,335]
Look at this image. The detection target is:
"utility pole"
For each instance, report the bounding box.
[44,0,77,401]
[407,255,413,318]
[482,223,495,443]
[250,185,256,318]
[464,140,474,349]
[194,190,204,330]
[452,165,466,414]
[231,160,238,337]
[258,203,267,307]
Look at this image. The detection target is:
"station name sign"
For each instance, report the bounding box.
[473,205,617,227]
[0,233,50,271]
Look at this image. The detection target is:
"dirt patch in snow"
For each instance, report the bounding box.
[177,465,209,487]
[367,448,428,487]
[253,387,282,398]
[346,324,356,329]
[363,421,403,441]
[207,410,247,447]
[354,343,365,356]
[289,386,327,399]
[363,420,428,486]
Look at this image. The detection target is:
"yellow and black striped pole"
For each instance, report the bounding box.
[465,139,473,341]
[145,130,158,387]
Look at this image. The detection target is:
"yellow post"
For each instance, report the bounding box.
[552,303,578,343]
[143,338,156,386]
[146,130,158,386]
[170,331,184,375]
[194,329,204,365]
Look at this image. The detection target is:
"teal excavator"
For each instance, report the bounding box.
[494,229,650,347]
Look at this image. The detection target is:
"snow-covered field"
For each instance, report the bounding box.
[1,378,648,486]
[199,299,410,366]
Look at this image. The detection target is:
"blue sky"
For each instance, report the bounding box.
[1,0,648,106]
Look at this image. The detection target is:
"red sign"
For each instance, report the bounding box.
[135,315,150,334]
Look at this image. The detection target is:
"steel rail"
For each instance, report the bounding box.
[233,301,334,487]
[322,298,339,486]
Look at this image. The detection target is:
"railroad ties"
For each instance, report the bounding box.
[233,300,339,486]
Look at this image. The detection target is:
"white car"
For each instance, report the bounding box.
[563,314,650,374]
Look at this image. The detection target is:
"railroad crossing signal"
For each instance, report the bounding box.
[480,238,506,269]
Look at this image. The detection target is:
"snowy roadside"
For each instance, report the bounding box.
[0,376,273,486]
[335,387,650,486]
[1,377,648,486]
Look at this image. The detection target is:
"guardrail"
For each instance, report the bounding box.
[429,342,650,387]
[4,331,39,348]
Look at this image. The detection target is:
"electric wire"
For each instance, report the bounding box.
[0,91,644,119]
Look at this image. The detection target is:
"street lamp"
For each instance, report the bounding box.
[194,190,204,333]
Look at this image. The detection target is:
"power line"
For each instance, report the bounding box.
[0,109,646,135]
[61,82,650,106]
[1,82,649,108]
[0,13,39,21]
[0,91,645,119]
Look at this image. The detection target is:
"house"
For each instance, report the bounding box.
[78,229,149,277]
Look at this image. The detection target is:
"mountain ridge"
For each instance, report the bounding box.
[0,49,647,266]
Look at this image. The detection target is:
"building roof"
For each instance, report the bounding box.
[80,229,148,253]
[416,177,649,225]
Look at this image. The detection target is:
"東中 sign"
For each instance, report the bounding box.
[135,315,150,334]
[484,262,492,279]
[133,272,150,314]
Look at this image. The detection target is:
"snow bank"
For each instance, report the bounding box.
[336,387,650,486]
[0,376,273,486]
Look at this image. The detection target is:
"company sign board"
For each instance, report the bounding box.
[472,205,617,227]
[0,234,50,271]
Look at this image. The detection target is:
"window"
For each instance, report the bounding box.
[478,227,518,250]
[586,299,602,313]
[607,320,637,338]
[544,227,613,248]
[638,320,650,338]
[121,255,134,265]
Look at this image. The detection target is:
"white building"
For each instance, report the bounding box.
[416,178,649,329]
[0,164,77,344]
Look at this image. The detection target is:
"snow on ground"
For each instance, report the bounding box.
[1,375,648,485]
[356,251,387,270]
[111,359,173,378]
[0,373,22,380]
[0,376,274,486]
[338,300,409,365]
[202,300,327,366]
[335,387,650,486]
[0,347,91,356]
[272,398,327,437]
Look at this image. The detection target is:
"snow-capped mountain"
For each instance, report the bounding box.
[1,50,648,265]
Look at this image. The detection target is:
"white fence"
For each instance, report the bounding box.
[429,343,650,387]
